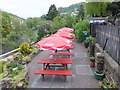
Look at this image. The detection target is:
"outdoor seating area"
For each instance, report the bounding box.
[1,1,120,89]
[34,54,73,81]
[34,28,75,82]
[28,40,100,88]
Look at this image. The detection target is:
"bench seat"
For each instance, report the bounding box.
[49,53,74,55]
[34,70,72,81]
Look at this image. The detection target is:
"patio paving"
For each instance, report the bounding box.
[27,41,100,88]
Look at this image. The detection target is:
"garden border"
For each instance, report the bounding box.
[95,43,120,88]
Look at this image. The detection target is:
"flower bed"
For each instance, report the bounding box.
[0,43,40,88]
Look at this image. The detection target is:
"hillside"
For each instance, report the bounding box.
[58,3,81,14]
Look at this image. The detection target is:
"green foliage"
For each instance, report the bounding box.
[51,15,66,33]
[58,3,80,13]
[1,11,38,54]
[32,48,39,54]
[86,2,109,16]
[12,77,28,88]
[65,14,76,28]
[19,42,32,55]
[0,73,4,80]
[26,17,41,28]
[36,20,52,41]
[2,12,12,37]
[76,4,85,21]
[90,56,95,61]
[7,62,23,73]
[22,56,31,63]
[106,1,120,17]
[11,70,28,88]
[73,19,90,42]
[13,55,22,60]
[0,61,8,73]
[102,78,118,88]
[85,36,97,45]
[46,4,59,21]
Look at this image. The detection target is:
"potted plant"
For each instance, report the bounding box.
[90,56,95,68]
[101,78,118,89]
[85,36,97,56]
[94,70,105,80]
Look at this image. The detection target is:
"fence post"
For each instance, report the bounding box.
[118,25,120,65]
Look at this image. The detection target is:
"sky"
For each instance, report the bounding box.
[0,0,86,19]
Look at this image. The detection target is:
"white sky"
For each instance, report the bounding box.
[0,0,86,19]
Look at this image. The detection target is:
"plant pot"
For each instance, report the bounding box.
[94,71,105,80]
[84,42,89,48]
[90,61,95,68]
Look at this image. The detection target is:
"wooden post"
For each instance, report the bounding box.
[63,75,66,82]
[42,74,44,81]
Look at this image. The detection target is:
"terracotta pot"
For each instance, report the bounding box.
[90,61,95,68]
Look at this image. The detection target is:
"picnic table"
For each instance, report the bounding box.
[49,52,74,56]
[37,58,72,70]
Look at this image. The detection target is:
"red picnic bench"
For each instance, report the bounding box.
[37,58,72,70]
[49,52,74,56]
[34,70,72,82]
[69,39,74,41]
[69,46,74,49]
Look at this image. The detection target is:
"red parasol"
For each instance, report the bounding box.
[57,27,74,32]
[54,31,75,38]
[36,36,73,50]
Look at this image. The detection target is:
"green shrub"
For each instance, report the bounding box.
[19,42,32,55]
[31,44,38,49]
[7,62,23,73]
[73,19,90,42]
[32,48,39,54]
[0,61,8,73]
[22,56,31,63]
[0,73,4,80]
[85,36,97,45]
[102,78,118,88]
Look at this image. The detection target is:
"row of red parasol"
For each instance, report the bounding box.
[36,27,75,51]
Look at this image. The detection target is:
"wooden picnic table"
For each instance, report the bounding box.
[37,58,72,70]
[49,52,74,56]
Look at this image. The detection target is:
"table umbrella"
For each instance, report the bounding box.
[57,27,74,32]
[36,36,73,50]
[54,31,75,38]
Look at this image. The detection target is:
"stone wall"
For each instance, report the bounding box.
[95,43,120,87]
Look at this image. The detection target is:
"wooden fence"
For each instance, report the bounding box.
[91,24,120,65]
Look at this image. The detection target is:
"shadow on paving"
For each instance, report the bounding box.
[27,41,100,88]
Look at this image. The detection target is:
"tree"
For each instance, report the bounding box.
[65,14,76,28]
[76,4,85,21]
[26,17,41,28]
[73,19,90,42]
[36,20,52,41]
[86,2,109,17]
[2,12,12,37]
[51,15,66,33]
[46,4,59,21]
[106,1,120,20]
